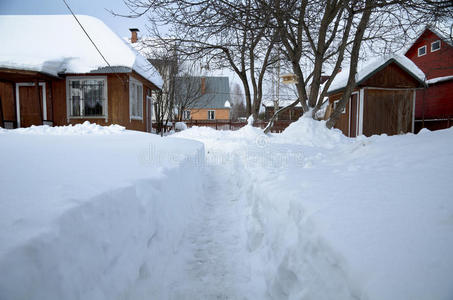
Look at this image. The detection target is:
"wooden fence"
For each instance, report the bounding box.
[173,119,295,133]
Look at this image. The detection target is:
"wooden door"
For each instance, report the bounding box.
[349,94,358,137]
[19,85,43,127]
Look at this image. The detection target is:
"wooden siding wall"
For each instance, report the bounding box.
[362,63,420,88]
[405,29,453,80]
[363,89,413,136]
[329,92,351,136]
[0,80,53,126]
[53,72,158,131]
[0,81,15,122]
[189,108,230,120]
[415,80,453,119]
[264,106,304,121]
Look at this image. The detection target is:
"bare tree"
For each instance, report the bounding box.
[261,0,452,132]
[118,0,278,121]
[230,83,247,121]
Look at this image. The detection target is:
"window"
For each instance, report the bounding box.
[431,40,441,52]
[183,110,191,120]
[418,45,427,57]
[334,101,346,114]
[68,77,107,118]
[130,77,143,120]
[208,110,215,120]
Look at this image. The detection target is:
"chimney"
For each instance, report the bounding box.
[130,28,139,43]
[201,77,206,95]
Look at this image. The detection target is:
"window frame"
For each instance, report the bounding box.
[334,100,346,114]
[129,76,144,121]
[183,110,191,120]
[66,76,108,121]
[417,45,427,57]
[431,40,441,52]
[208,110,216,120]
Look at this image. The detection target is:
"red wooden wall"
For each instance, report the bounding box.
[405,29,453,80]
[405,28,453,128]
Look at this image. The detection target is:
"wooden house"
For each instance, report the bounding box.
[404,27,453,132]
[0,15,162,131]
[325,55,426,137]
[177,77,231,121]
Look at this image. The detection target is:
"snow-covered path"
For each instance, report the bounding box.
[171,161,257,299]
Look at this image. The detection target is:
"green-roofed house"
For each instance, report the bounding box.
[175,76,231,121]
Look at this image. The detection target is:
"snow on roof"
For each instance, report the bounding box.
[262,99,302,108]
[0,15,163,88]
[327,54,426,94]
[426,75,453,85]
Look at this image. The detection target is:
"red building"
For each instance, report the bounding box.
[404,27,453,132]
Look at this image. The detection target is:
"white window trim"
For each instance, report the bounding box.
[417,45,427,57]
[183,110,191,120]
[15,82,47,128]
[431,40,441,52]
[208,110,215,120]
[66,76,108,122]
[129,76,144,121]
[333,100,346,114]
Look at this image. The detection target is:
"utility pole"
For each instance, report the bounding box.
[274,47,280,120]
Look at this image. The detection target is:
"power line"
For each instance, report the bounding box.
[62,0,112,68]
[62,0,126,85]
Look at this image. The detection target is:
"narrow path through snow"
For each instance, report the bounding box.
[170,163,254,299]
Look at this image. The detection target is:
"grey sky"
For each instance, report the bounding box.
[0,0,150,39]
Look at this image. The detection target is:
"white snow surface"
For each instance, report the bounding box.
[328,54,426,92]
[173,116,453,300]
[427,75,453,85]
[0,15,163,88]
[0,123,204,299]
[1,117,453,299]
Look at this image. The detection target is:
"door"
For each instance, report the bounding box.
[349,94,358,137]
[18,84,44,128]
[16,82,46,128]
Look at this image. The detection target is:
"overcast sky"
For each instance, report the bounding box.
[0,0,150,39]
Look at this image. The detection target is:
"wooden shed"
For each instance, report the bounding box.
[325,55,426,137]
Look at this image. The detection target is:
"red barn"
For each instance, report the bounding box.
[404,27,453,132]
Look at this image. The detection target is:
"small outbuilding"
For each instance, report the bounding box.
[325,55,426,137]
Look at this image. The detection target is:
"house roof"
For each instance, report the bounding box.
[262,99,302,108]
[0,15,163,88]
[327,54,426,95]
[403,26,453,56]
[175,76,230,109]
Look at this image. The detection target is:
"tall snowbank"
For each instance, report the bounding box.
[0,125,204,299]
[175,118,453,300]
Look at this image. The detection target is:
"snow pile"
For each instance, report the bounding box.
[174,120,453,300]
[0,15,163,88]
[328,54,426,92]
[3,121,126,135]
[174,121,187,131]
[278,113,349,148]
[0,128,204,299]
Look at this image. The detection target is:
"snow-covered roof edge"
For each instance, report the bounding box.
[426,75,453,85]
[327,54,426,95]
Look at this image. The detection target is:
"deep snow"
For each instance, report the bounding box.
[173,117,453,300]
[1,118,452,300]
